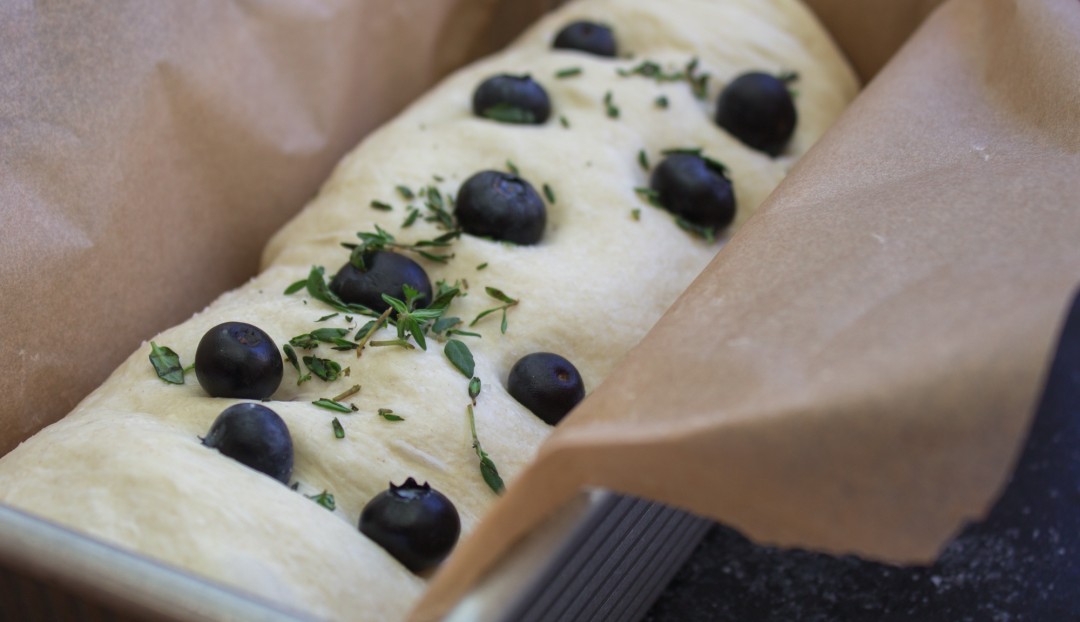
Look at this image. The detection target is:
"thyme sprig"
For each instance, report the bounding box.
[468,405,504,494]
[617,57,710,99]
[343,224,461,268]
[381,283,460,350]
[469,287,519,334]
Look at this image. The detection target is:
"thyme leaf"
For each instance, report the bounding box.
[284,279,307,295]
[306,490,337,510]
[444,339,475,378]
[283,344,311,384]
[603,91,620,118]
[303,356,342,382]
[331,418,345,439]
[674,216,718,244]
[313,398,356,413]
[542,183,556,204]
[469,376,482,404]
[377,408,405,422]
[149,342,185,384]
[481,103,537,124]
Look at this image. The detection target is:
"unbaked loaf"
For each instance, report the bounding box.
[0,0,857,619]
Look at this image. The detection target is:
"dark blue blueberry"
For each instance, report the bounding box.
[330,251,432,313]
[472,74,551,125]
[715,72,797,157]
[195,322,283,400]
[553,20,616,57]
[454,171,546,245]
[359,478,461,573]
[649,153,736,230]
[202,403,293,484]
[507,352,585,425]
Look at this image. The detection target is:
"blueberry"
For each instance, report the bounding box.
[455,171,546,245]
[715,72,797,157]
[552,20,616,57]
[329,251,433,313]
[195,322,283,400]
[202,403,293,484]
[359,478,461,573]
[507,352,585,425]
[473,74,551,125]
[649,153,736,230]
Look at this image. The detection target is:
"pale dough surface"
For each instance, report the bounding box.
[0,1,857,619]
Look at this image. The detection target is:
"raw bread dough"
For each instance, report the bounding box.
[0,0,857,619]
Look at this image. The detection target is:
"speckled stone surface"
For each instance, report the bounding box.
[645,293,1080,622]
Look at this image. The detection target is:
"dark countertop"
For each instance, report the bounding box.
[645,293,1080,622]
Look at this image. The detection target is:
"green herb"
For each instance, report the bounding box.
[685,58,709,98]
[559,115,570,128]
[449,329,482,338]
[381,283,460,350]
[284,279,307,295]
[444,339,475,378]
[469,287,519,334]
[654,95,669,109]
[433,174,445,182]
[306,490,337,510]
[289,334,319,349]
[778,70,799,84]
[315,313,339,322]
[149,342,185,384]
[638,149,649,171]
[422,185,457,231]
[290,328,357,351]
[674,216,718,244]
[370,200,393,212]
[313,398,356,413]
[283,344,311,384]
[402,207,421,228]
[481,103,537,124]
[369,339,416,350]
[303,356,342,382]
[469,376,481,403]
[631,208,642,221]
[634,187,662,207]
[396,185,415,200]
[506,160,520,176]
[603,91,620,118]
[332,384,361,401]
[542,183,556,204]
[344,224,460,267]
[555,66,582,79]
[618,57,709,99]
[331,418,345,439]
[468,405,504,494]
[476,262,488,271]
[377,408,404,422]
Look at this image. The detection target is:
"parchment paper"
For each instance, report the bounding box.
[412,0,1080,618]
[6,0,1076,620]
